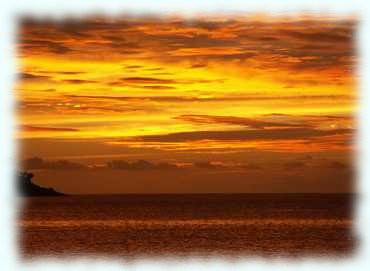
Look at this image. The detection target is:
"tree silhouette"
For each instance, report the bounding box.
[17,170,63,196]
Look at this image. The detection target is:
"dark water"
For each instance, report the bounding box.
[19,194,356,259]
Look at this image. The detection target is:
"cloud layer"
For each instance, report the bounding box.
[16,15,356,193]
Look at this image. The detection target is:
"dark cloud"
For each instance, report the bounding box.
[176,114,313,129]
[190,63,208,68]
[263,113,353,121]
[189,52,255,62]
[34,71,84,76]
[120,77,176,84]
[18,72,50,81]
[19,17,355,73]
[44,19,135,33]
[124,65,143,69]
[22,157,86,170]
[282,29,352,43]
[20,125,79,132]
[303,114,352,120]
[19,39,71,54]
[140,85,176,90]
[62,79,96,84]
[145,67,163,71]
[109,41,142,50]
[106,159,179,170]
[128,128,352,143]
[47,43,71,54]
[57,71,84,75]
[262,113,353,129]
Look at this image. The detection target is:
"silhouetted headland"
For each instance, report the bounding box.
[17,171,64,197]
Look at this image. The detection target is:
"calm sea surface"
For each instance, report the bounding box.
[19,194,356,259]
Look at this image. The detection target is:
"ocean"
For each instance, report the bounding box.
[18,194,356,260]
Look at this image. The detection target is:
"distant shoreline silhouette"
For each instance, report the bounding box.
[17,171,64,197]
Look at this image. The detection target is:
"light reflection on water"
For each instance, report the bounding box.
[19,194,356,259]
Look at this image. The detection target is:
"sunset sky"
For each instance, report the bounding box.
[16,15,356,194]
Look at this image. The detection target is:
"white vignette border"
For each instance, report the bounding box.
[0,0,370,270]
